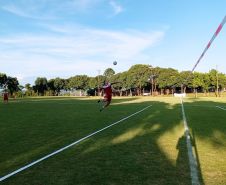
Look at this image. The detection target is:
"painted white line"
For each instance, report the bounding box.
[216,106,226,111]
[0,105,152,182]
[180,98,199,185]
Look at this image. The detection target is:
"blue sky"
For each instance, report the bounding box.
[0,0,226,86]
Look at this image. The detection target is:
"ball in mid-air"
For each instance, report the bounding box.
[113,61,117,65]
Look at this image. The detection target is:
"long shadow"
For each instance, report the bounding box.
[191,131,204,185]
[1,97,226,184]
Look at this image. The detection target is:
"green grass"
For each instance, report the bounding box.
[0,96,226,184]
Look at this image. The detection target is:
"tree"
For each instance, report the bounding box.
[88,77,99,96]
[103,68,115,79]
[201,73,210,95]
[47,79,56,95]
[117,71,128,96]
[89,77,98,89]
[126,75,134,97]
[54,78,65,95]
[69,75,90,90]
[218,72,226,94]
[0,73,7,89]
[35,77,48,96]
[158,68,179,95]
[18,85,24,91]
[6,77,20,96]
[209,69,217,89]
[128,64,152,96]
[152,67,164,93]
[32,85,39,95]
[111,72,124,96]
[179,71,193,92]
[25,83,31,90]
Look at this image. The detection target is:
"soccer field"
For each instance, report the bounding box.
[0,97,226,185]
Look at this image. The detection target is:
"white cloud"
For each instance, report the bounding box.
[64,0,102,11]
[110,1,123,15]
[13,74,25,80]
[0,24,165,85]
[2,5,54,19]
[1,0,103,19]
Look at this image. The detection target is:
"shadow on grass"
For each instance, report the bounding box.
[1,97,226,184]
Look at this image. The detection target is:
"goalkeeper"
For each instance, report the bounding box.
[98,80,121,112]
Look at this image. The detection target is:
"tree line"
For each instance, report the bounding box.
[1,64,226,97]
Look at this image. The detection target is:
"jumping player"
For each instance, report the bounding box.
[2,89,9,105]
[98,80,121,112]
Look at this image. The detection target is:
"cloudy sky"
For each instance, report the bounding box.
[0,0,226,86]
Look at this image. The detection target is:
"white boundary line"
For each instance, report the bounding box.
[0,105,152,182]
[216,106,226,111]
[180,98,199,185]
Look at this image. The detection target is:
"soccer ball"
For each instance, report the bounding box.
[113,61,117,65]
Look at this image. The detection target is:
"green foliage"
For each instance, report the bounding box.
[15,91,23,97]
[25,83,31,90]
[179,71,193,88]
[54,78,68,95]
[0,73,7,89]
[16,65,226,97]
[69,75,90,90]
[6,76,20,95]
[218,72,226,90]
[89,77,98,89]
[35,77,48,95]
[209,69,217,88]
[127,64,152,95]
[86,88,97,96]
[158,68,179,89]
[18,85,24,91]
[103,68,115,79]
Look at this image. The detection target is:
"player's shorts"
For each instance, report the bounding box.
[4,97,8,101]
[104,93,112,103]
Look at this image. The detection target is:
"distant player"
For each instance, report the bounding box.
[2,90,9,105]
[13,92,16,100]
[98,80,121,112]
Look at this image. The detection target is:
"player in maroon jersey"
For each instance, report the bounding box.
[98,80,121,112]
[2,89,9,105]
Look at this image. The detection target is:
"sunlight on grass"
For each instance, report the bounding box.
[1,144,49,169]
[111,124,150,145]
[194,136,226,183]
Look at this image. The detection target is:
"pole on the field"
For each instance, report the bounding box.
[183,15,226,85]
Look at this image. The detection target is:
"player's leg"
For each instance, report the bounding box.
[104,95,112,107]
[98,96,108,103]
[100,95,111,112]
[4,97,6,105]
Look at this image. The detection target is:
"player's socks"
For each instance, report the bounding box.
[100,106,104,112]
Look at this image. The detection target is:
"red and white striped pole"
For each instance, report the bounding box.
[183,15,226,85]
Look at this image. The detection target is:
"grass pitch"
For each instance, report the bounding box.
[0,96,226,184]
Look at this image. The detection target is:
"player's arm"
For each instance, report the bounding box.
[99,87,103,92]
